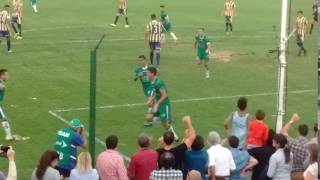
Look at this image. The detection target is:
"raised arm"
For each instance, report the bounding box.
[182,116,196,148]
[224,113,232,134]
[281,113,300,136]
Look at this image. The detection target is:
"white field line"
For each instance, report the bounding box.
[51,89,316,113]
[48,110,132,162]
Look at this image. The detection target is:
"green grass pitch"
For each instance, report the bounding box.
[0,0,317,178]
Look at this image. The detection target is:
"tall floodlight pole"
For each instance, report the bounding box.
[276,0,289,133]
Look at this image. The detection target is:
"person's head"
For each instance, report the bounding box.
[105,135,118,149]
[148,66,157,80]
[255,109,265,121]
[36,151,60,179]
[151,14,157,20]
[3,4,9,11]
[138,55,147,66]
[273,134,291,163]
[297,10,303,17]
[191,135,205,151]
[313,123,318,134]
[228,136,239,148]
[308,143,317,164]
[162,131,175,146]
[198,28,205,36]
[207,131,221,146]
[76,152,93,173]
[159,152,175,170]
[138,133,151,148]
[298,124,308,137]
[237,97,247,111]
[69,118,83,132]
[266,129,276,146]
[0,69,8,81]
[186,170,202,180]
[160,5,165,10]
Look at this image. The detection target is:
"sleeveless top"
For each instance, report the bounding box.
[231,111,248,149]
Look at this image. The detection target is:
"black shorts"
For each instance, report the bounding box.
[118,8,127,15]
[314,13,318,22]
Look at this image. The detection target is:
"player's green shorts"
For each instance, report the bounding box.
[163,22,172,32]
[31,0,37,5]
[197,51,209,61]
[154,101,171,123]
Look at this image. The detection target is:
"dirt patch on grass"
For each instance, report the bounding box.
[210,51,235,62]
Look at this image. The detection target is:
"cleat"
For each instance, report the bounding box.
[205,71,210,78]
[144,122,153,127]
[13,33,19,39]
[5,135,14,141]
[7,50,12,53]
[110,24,117,27]
[16,36,23,40]
[124,25,130,28]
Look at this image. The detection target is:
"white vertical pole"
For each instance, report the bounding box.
[276,0,289,133]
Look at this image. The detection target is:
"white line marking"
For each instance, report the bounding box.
[48,110,131,162]
[51,89,316,113]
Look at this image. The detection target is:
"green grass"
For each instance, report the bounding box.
[0,0,317,178]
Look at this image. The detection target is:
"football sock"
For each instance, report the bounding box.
[32,5,38,13]
[310,24,314,34]
[18,24,22,36]
[204,64,209,71]
[170,32,177,41]
[11,24,18,34]
[156,52,160,66]
[230,23,233,31]
[6,39,11,51]
[150,51,154,64]
[125,17,129,25]
[2,121,12,137]
[114,16,119,24]
[226,23,229,32]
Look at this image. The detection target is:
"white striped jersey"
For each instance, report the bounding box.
[146,20,162,42]
[296,16,308,35]
[0,10,10,31]
[12,1,23,18]
[224,0,236,17]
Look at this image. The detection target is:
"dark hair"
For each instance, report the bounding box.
[199,27,205,31]
[138,55,146,60]
[36,151,59,179]
[255,109,265,120]
[105,135,118,149]
[237,97,247,111]
[0,69,8,76]
[138,134,150,148]
[313,123,318,133]
[159,152,175,169]
[309,143,317,164]
[297,10,303,14]
[298,124,308,137]
[228,136,239,148]
[148,67,158,76]
[3,4,9,8]
[266,129,276,146]
[151,14,157,20]
[163,131,174,145]
[273,134,291,164]
[160,5,165,8]
[191,135,205,151]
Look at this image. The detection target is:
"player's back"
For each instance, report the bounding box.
[147,20,162,42]
[0,10,10,31]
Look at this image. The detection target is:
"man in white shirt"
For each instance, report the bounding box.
[207,131,236,180]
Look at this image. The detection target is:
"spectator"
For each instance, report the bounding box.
[224,97,251,149]
[96,135,128,180]
[31,150,60,180]
[267,134,293,180]
[157,116,196,171]
[281,113,309,180]
[186,170,202,180]
[127,133,158,180]
[304,123,318,169]
[69,152,99,180]
[303,143,318,180]
[184,135,208,180]
[228,136,258,180]
[248,129,276,180]
[207,131,236,180]
[0,146,16,180]
[54,118,87,178]
[247,109,269,149]
[150,152,183,180]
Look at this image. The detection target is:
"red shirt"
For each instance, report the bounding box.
[247,120,269,147]
[127,148,158,180]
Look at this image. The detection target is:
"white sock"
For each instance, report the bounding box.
[2,121,12,137]
[32,5,38,12]
[168,125,179,140]
[170,32,177,41]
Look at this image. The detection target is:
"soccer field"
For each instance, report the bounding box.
[0,0,317,178]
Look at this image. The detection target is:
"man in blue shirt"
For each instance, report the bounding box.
[229,136,258,180]
[54,118,88,178]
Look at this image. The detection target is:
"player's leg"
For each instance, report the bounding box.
[166,24,178,43]
[31,0,38,13]
[111,9,121,27]
[149,42,154,64]
[124,9,129,27]
[204,60,210,78]
[225,16,229,32]
[4,33,11,53]
[0,105,13,140]
[296,34,306,56]
[17,17,22,38]
[155,42,161,67]
[229,17,233,32]
[11,19,18,38]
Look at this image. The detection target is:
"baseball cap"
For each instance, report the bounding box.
[69,118,84,128]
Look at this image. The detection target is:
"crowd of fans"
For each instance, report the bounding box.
[0,97,318,180]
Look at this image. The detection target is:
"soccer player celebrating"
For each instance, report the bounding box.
[309,0,317,34]
[11,0,23,40]
[0,5,12,53]
[295,10,308,56]
[146,67,179,141]
[194,28,212,78]
[134,55,151,98]
[31,0,37,13]
[145,14,162,66]
[110,0,129,28]
[160,5,178,44]
[0,69,14,140]
[222,0,236,35]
